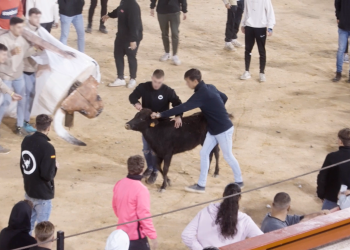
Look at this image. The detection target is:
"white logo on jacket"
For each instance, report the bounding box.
[21,150,37,175]
[158,95,163,100]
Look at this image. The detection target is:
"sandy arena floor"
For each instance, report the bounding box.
[1,0,349,249]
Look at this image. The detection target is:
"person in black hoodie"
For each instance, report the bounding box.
[333,0,350,82]
[102,0,143,89]
[0,200,37,250]
[150,0,188,66]
[20,114,58,233]
[129,69,182,184]
[317,128,350,209]
[58,0,85,52]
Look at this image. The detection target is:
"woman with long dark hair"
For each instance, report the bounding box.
[181,183,262,249]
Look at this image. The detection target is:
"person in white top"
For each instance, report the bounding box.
[25,0,59,33]
[181,183,262,250]
[240,0,275,82]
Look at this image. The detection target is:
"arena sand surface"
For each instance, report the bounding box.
[0,0,349,249]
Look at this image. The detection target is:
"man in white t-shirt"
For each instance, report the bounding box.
[25,0,59,33]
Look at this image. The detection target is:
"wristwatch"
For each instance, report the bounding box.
[156,113,161,118]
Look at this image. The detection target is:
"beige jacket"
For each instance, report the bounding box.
[0,31,36,81]
[0,78,12,95]
[223,0,237,5]
[23,21,39,73]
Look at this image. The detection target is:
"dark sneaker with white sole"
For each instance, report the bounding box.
[142,168,153,178]
[146,171,158,185]
[185,184,205,194]
[0,145,10,154]
[85,23,92,33]
[234,182,244,188]
[333,72,342,82]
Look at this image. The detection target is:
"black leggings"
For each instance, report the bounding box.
[245,26,267,73]
[129,237,150,250]
[114,38,140,79]
[88,0,108,24]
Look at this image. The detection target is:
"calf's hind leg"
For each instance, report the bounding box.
[159,154,173,192]
[208,144,220,177]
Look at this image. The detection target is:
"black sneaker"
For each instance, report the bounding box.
[332,72,342,82]
[234,182,244,188]
[142,169,153,178]
[85,23,92,33]
[146,171,158,184]
[185,184,205,194]
[99,23,108,34]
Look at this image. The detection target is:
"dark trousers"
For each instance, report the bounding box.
[129,237,150,250]
[245,26,267,73]
[225,6,237,42]
[157,12,181,55]
[114,38,140,79]
[88,0,108,24]
[233,0,244,40]
[41,22,53,33]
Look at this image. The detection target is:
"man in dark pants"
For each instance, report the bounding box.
[102,0,143,89]
[86,0,108,34]
[223,0,244,51]
[240,0,275,83]
[129,69,182,184]
[317,128,350,210]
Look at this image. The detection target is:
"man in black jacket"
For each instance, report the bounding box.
[20,114,58,233]
[102,0,143,89]
[129,69,182,184]
[151,69,243,194]
[58,0,85,52]
[333,0,350,82]
[317,128,350,209]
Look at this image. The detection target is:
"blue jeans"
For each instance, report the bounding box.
[0,75,26,127]
[322,199,338,210]
[198,126,243,187]
[23,73,36,122]
[25,194,52,234]
[60,14,85,52]
[142,136,158,173]
[336,28,350,73]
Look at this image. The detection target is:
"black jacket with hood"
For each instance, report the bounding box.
[150,0,188,14]
[335,0,350,31]
[58,0,85,17]
[0,201,36,250]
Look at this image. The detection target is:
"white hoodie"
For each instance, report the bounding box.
[242,0,276,29]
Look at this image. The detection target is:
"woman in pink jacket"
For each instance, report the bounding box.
[181,183,262,249]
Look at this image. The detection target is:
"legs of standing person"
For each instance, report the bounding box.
[214,127,243,184]
[126,41,140,80]
[109,37,127,87]
[169,12,180,56]
[99,0,109,32]
[88,0,98,26]
[0,81,13,125]
[225,6,235,42]
[23,74,35,123]
[25,194,52,234]
[72,14,85,52]
[60,14,73,45]
[198,132,218,188]
[336,29,348,73]
[142,136,158,174]
[322,199,338,210]
[10,76,26,129]
[233,0,244,40]
[254,27,267,74]
[40,22,53,33]
[158,13,171,59]
[241,26,255,79]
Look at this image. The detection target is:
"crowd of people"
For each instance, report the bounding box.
[0,0,350,250]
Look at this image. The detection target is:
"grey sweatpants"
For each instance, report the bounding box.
[157,12,180,55]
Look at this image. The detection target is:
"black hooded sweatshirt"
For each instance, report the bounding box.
[335,0,350,31]
[0,201,36,250]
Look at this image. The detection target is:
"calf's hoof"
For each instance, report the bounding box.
[213,174,219,178]
[146,171,158,185]
[158,188,166,193]
[167,178,172,186]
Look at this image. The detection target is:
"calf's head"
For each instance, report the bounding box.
[125,109,158,131]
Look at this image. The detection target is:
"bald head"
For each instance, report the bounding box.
[273,192,291,211]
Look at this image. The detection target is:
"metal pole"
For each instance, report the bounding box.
[57,231,64,250]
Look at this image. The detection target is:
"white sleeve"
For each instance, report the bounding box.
[54,1,59,23]
[241,0,248,27]
[181,212,204,250]
[266,0,276,29]
[222,0,229,5]
[26,0,35,18]
[245,216,264,238]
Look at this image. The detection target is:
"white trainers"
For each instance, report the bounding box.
[128,79,137,88]
[224,42,236,51]
[108,78,126,87]
[172,55,181,66]
[159,53,171,62]
[240,71,251,80]
[231,39,244,48]
[259,73,266,82]
[344,53,349,64]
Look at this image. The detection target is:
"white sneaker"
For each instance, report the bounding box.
[224,42,236,51]
[128,79,137,88]
[172,55,181,66]
[240,71,251,80]
[159,53,171,62]
[344,54,349,64]
[259,73,266,82]
[108,78,126,87]
[231,39,244,48]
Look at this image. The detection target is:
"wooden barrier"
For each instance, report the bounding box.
[220,208,350,250]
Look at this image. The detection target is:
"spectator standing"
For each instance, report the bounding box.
[317,128,350,209]
[240,0,275,82]
[151,69,243,193]
[181,183,262,249]
[20,115,58,233]
[105,230,130,250]
[0,17,38,136]
[25,0,59,33]
[0,0,23,29]
[129,69,182,184]
[150,0,188,66]
[102,0,143,89]
[112,155,158,250]
[0,200,37,250]
[86,0,109,34]
[223,0,245,51]
[261,192,329,233]
[0,43,23,154]
[333,0,350,82]
[29,221,55,250]
[58,0,85,52]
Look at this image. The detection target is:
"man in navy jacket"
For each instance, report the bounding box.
[151,68,243,193]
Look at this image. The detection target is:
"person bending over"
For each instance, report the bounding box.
[30,221,55,250]
[181,183,262,249]
[261,192,329,233]
[151,68,243,194]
